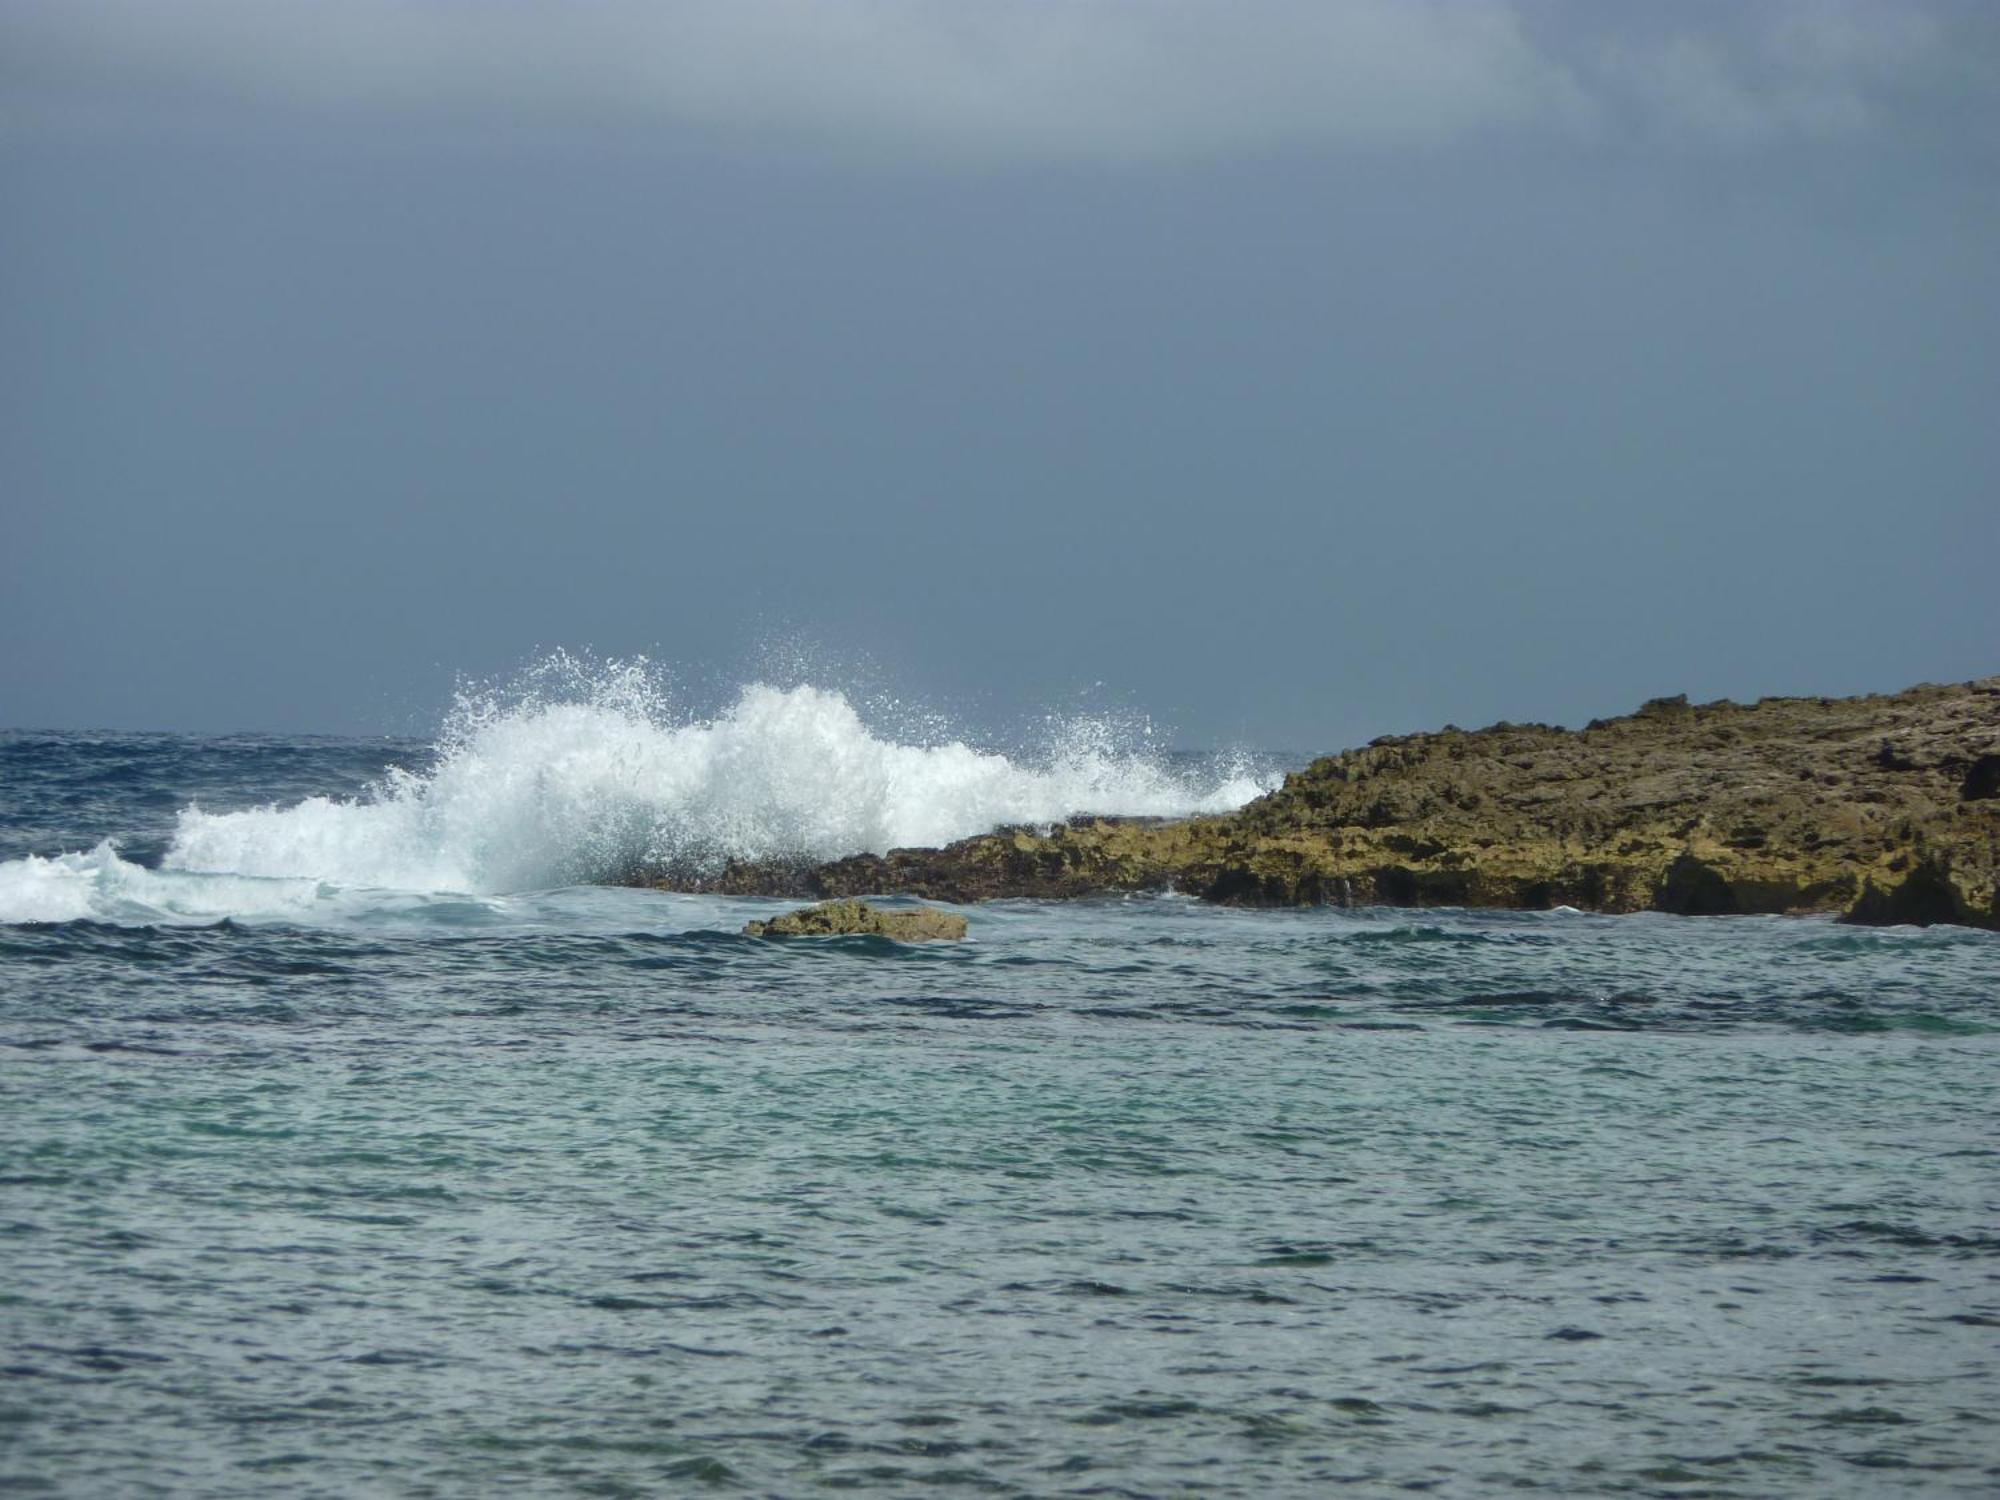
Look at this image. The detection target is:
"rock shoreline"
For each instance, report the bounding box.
[644,677,2000,929]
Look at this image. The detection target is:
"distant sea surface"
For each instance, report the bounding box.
[2,717,1997,1497]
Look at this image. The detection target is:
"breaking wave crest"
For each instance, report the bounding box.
[0,842,333,927]
[145,658,1272,898]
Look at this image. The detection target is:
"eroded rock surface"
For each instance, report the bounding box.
[743,899,968,942]
[665,678,2000,928]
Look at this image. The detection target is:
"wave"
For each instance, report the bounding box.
[2,659,1274,918]
[0,841,337,926]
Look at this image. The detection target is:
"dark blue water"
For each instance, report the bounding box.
[3,731,1997,1496]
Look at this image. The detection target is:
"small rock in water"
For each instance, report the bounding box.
[743,899,967,942]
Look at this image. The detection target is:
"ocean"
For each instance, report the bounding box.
[2,679,1996,1497]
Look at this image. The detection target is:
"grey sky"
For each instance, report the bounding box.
[3,1,1996,748]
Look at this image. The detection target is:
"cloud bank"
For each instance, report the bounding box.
[1,0,1993,161]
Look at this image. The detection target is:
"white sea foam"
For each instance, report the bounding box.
[149,661,1274,898]
[0,841,335,926]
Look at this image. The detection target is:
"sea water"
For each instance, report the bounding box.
[2,677,1996,1497]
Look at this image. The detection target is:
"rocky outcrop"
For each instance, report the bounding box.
[655,677,2000,929]
[743,899,967,942]
[1841,857,1988,929]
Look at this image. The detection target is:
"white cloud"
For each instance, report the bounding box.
[1588,0,1967,145]
[0,0,1988,160]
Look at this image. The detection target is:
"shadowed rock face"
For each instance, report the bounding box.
[650,677,2000,929]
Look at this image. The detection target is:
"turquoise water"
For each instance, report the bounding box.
[3,732,1998,1496]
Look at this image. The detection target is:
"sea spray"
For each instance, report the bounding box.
[158,657,1274,896]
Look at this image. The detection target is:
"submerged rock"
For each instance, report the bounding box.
[656,676,2000,929]
[743,899,967,942]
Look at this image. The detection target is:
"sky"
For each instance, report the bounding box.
[3,0,1996,750]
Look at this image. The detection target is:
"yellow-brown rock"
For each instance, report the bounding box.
[668,678,2000,929]
[743,899,967,942]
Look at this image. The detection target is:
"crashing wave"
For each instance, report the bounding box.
[153,657,1272,897]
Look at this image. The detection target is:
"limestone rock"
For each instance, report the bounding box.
[653,676,2000,930]
[743,899,967,942]
[1841,856,1985,929]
